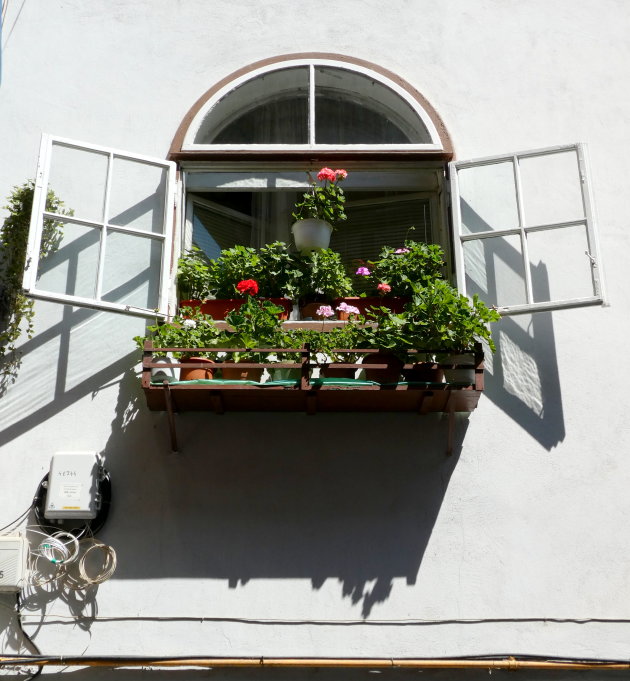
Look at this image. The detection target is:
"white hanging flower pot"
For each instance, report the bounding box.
[291,218,333,252]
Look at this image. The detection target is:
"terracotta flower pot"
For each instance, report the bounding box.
[402,362,444,383]
[361,352,404,383]
[180,298,293,320]
[179,357,215,381]
[333,296,409,319]
[220,362,264,381]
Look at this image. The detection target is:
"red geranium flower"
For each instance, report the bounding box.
[236,279,259,296]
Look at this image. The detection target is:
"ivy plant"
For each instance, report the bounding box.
[0,180,70,386]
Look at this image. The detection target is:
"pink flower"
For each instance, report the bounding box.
[316,305,335,318]
[355,266,371,276]
[334,169,348,180]
[337,302,360,315]
[377,283,392,295]
[395,248,410,254]
[317,167,336,182]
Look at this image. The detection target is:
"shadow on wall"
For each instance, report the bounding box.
[99,370,468,617]
[461,199,565,451]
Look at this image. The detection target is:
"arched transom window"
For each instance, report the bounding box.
[180,58,446,152]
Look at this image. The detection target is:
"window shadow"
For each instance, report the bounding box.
[460,199,565,450]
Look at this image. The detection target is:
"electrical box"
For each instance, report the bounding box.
[45,452,100,520]
[0,536,28,592]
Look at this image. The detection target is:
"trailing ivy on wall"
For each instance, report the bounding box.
[0,180,69,388]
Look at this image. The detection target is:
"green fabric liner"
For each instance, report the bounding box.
[151,378,473,388]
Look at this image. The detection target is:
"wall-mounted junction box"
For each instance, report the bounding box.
[45,451,100,520]
[0,535,28,592]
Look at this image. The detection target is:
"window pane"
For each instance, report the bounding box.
[101,232,163,309]
[457,161,519,234]
[192,199,255,258]
[519,149,584,226]
[527,225,594,303]
[196,67,309,144]
[315,67,430,144]
[36,220,100,298]
[331,194,431,279]
[48,143,108,223]
[108,158,168,234]
[463,235,527,307]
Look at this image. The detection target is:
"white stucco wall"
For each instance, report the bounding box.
[1,0,630,673]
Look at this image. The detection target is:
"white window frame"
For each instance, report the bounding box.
[182,59,444,153]
[450,143,605,315]
[24,134,177,319]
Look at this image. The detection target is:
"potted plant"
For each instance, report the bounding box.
[134,307,224,380]
[291,167,348,252]
[295,249,353,319]
[377,279,500,383]
[337,240,446,316]
[222,296,285,380]
[256,241,301,316]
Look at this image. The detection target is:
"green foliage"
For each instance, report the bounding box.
[360,279,500,356]
[0,180,69,386]
[224,297,284,362]
[362,240,446,296]
[134,307,223,359]
[206,245,261,299]
[176,246,212,300]
[257,241,302,299]
[295,248,353,301]
[292,171,347,227]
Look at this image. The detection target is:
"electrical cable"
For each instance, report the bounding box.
[76,540,117,586]
[0,505,33,534]
[14,592,42,681]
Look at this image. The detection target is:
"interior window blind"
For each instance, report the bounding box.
[330,195,432,269]
[192,201,253,259]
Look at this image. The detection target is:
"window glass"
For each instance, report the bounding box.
[101,231,163,309]
[457,161,519,234]
[315,67,430,144]
[47,145,108,223]
[527,225,594,303]
[463,235,528,308]
[36,221,100,299]
[195,67,309,144]
[518,150,584,225]
[109,158,168,234]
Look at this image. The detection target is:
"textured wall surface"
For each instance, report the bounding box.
[0,0,629,670]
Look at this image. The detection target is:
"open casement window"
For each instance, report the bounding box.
[24,135,177,318]
[450,143,605,315]
[184,167,446,269]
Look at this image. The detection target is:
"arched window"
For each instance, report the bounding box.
[171,55,454,282]
[172,56,450,153]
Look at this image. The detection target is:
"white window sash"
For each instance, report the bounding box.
[23,134,177,318]
[450,143,605,315]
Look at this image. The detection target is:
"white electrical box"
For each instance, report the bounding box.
[45,452,100,520]
[0,535,28,592]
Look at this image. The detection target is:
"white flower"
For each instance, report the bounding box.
[182,319,197,329]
